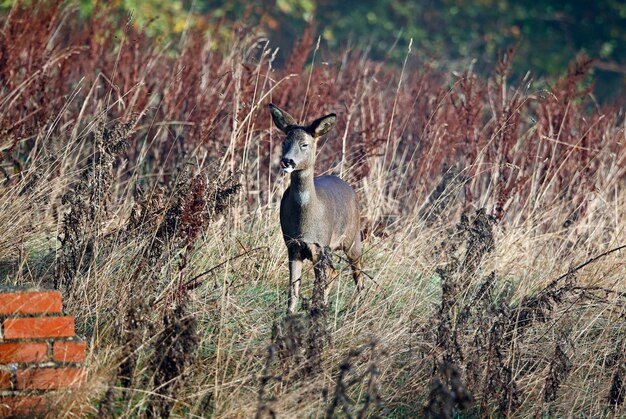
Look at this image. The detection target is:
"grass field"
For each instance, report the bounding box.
[1,2,626,417]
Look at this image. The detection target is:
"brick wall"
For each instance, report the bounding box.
[0,290,86,417]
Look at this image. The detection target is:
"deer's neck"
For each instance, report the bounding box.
[289,169,317,207]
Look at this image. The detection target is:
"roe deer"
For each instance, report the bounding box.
[269,103,363,313]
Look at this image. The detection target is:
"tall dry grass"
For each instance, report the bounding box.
[1,2,626,417]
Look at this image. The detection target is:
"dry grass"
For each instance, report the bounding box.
[1,2,626,417]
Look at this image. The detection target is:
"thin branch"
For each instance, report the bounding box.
[547,244,626,289]
[185,246,269,290]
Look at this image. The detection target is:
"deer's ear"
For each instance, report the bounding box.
[269,104,297,133]
[307,113,336,138]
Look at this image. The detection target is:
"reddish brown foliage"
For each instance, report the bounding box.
[1,2,624,229]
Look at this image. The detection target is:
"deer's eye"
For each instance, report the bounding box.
[301,143,309,149]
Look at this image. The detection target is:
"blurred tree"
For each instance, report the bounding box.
[310,0,626,100]
[2,0,625,99]
[87,0,193,36]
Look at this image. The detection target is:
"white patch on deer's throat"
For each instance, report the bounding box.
[282,167,294,174]
[295,190,310,205]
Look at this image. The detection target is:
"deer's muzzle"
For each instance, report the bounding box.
[280,158,296,173]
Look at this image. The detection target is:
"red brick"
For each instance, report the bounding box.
[0,342,49,363]
[0,395,47,416]
[53,341,86,363]
[16,367,85,390]
[3,316,74,339]
[0,291,62,315]
[0,370,11,389]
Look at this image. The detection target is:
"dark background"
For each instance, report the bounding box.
[76,0,626,102]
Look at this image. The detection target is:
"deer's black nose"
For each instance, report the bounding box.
[280,158,294,169]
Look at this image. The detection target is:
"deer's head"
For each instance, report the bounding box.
[269,104,336,174]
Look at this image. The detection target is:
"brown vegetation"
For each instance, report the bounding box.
[1,2,626,417]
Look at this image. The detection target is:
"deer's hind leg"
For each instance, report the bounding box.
[345,235,364,291]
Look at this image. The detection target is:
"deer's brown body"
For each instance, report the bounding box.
[270,103,363,313]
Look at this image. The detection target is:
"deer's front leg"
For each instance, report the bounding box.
[287,259,302,313]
